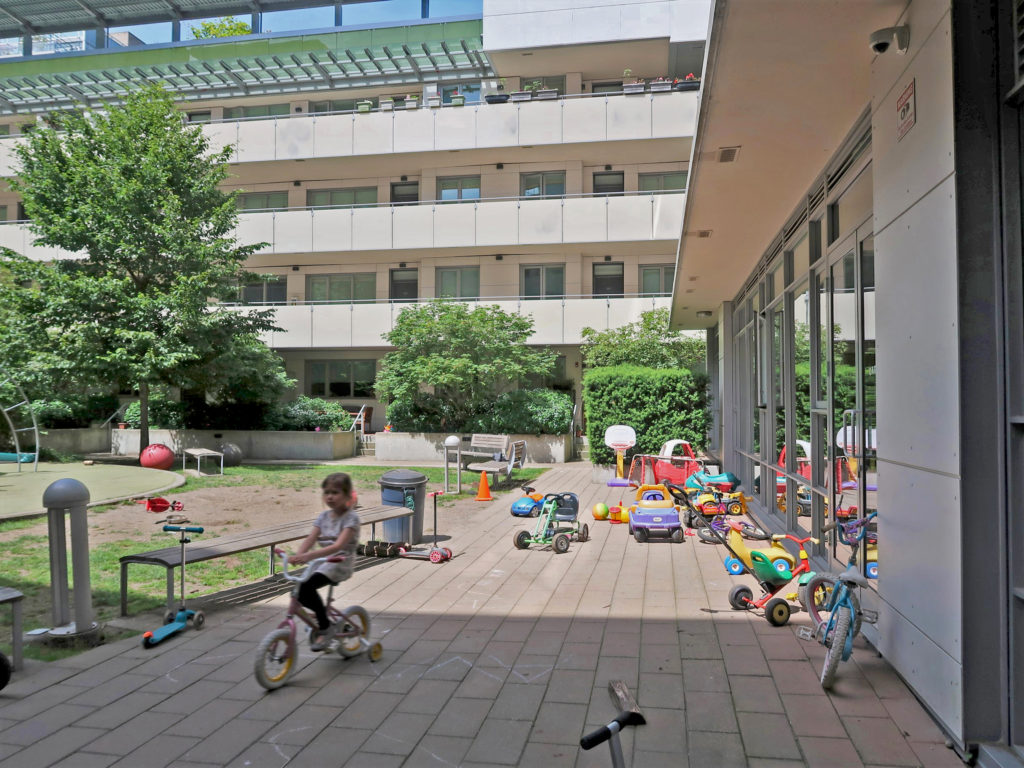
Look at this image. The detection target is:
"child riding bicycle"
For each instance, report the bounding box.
[287,472,360,651]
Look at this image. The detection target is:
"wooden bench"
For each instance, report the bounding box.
[468,439,527,485]
[0,587,23,671]
[182,448,224,475]
[460,434,511,462]
[119,504,414,615]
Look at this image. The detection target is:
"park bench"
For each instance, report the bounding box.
[468,439,527,485]
[460,434,511,462]
[119,504,414,615]
[0,587,23,671]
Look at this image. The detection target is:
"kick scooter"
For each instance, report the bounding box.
[398,491,453,563]
[142,520,206,648]
[580,680,646,767]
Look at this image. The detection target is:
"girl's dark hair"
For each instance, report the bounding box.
[321,472,353,494]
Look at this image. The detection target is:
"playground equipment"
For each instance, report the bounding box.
[511,484,546,517]
[513,492,588,553]
[140,443,175,470]
[142,522,206,647]
[0,377,39,472]
[397,491,453,563]
[604,425,636,480]
[627,483,684,543]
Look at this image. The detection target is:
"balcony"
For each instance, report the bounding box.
[237,191,685,254]
[247,294,672,349]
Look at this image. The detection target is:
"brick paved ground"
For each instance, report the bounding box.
[0,464,961,767]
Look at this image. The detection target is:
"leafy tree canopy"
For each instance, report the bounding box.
[1,84,281,447]
[581,308,706,371]
[190,16,252,39]
[376,302,556,431]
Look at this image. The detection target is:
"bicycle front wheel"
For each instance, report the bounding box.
[254,628,296,690]
[820,605,851,690]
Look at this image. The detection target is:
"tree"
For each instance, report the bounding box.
[375,302,556,431]
[1,84,280,450]
[190,16,251,39]
[581,308,706,371]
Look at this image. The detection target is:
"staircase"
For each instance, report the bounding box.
[359,434,375,457]
[574,435,589,461]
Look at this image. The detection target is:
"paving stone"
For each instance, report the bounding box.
[343,751,404,767]
[395,639,449,667]
[259,704,338,746]
[366,663,428,694]
[359,711,434,756]
[83,711,185,756]
[523,631,568,655]
[632,706,686,753]
[179,718,274,765]
[910,740,966,768]
[737,712,801,760]
[0,725,105,768]
[67,673,153,707]
[828,673,887,717]
[882,697,949,743]
[479,641,524,668]
[464,718,532,765]
[454,666,509,699]
[150,680,236,715]
[629,748,691,767]
[843,716,921,766]
[602,632,642,657]
[730,674,785,713]
[284,725,371,768]
[445,629,495,653]
[395,678,459,715]
[50,752,118,768]
[759,632,811,661]
[223,739,297,768]
[0,703,94,746]
[510,654,557,684]
[595,656,639,688]
[688,729,746,767]
[429,696,492,737]
[333,691,404,730]
[682,659,731,692]
[715,620,759,646]
[639,644,683,674]
[545,669,596,704]
[747,758,810,767]
[771,659,826,695]
[305,672,373,708]
[783,694,846,738]
[109,734,200,768]
[679,634,724,660]
[529,702,588,744]
[75,692,169,730]
[521,740,577,766]
[237,682,315,721]
[557,642,602,670]
[638,671,684,709]
[489,683,546,721]
[421,652,477,682]
[798,735,866,767]
[684,691,739,733]
[404,734,473,767]
[722,642,770,676]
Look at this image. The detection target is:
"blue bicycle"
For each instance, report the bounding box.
[798,513,878,689]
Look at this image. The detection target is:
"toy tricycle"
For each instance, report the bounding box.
[513,492,588,553]
[626,484,684,543]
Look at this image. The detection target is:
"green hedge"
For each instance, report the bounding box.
[387,388,573,434]
[276,396,353,432]
[29,394,121,428]
[583,365,709,466]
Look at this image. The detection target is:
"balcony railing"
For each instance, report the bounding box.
[231,294,672,349]
[237,191,685,253]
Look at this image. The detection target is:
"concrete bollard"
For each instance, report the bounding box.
[42,478,96,638]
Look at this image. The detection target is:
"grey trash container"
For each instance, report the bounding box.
[378,469,428,544]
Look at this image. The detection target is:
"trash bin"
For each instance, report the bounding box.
[378,469,428,544]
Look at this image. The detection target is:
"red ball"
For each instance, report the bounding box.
[140,443,175,471]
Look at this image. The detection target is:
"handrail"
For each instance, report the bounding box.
[222,292,673,308]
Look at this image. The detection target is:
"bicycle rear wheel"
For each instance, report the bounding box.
[820,605,851,690]
[336,605,370,658]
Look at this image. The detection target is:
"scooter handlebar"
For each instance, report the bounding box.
[163,525,204,533]
[580,710,646,750]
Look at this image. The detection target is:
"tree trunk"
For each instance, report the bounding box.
[139,381,150,454]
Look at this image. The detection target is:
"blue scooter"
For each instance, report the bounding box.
[142,519,206,648]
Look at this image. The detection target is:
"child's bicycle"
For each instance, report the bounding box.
[253,549,382,690]
[580,680,646,768]
[797,513,879,689]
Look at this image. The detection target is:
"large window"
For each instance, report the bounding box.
[437,176,481,202]
[639,172,688,193]
[237,192,289,211]
[522,265,564,299]
[241,276,286,304]
[441,83,481,103]
[593,262,624,297]
[436,267,480,298]
[522,75,566,94]
[307,188,377,208]
[307,273,376,303]
[223,103,289,119]
[593,171,625,196]
[186,111,212,123]
[391,182,419,204]
[521,172,566,199]
[0,205,6,222]
[308,360,376,398]
[310,98,377,113]
[640,264,674,296]
[591,82,622,94]
[390,268,418,301]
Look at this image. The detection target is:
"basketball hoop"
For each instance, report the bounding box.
[603,425,636,479]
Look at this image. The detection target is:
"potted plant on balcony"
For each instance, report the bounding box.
[649,76,673,93]
[356,99,373,113]
[622,69,645,95]
[673,73,701,92]
[511,79,540,102]
[485,78,510,104]
[380,96,394,111]
[426,92,441,108]
[450,90,466,106]
[405,94,420,109]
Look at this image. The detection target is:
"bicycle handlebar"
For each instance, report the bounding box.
[823,512,877,538]
[273,548,345,583]
[772,533,819,546]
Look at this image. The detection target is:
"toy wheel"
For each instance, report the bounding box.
[729,584,754,610]
[192,610,205,629]
[728,502,743,515]
[164,610,176,625]
[634,528,649,544]
[368,642,383,662]
[443,548,453,558]
[725,557,745,576]
[697,527,720,544]
[765,598,791,626]
[684,510,695,528]
[430,550,443,563]
[553,534,571,554]
[141,635,155,649]
[0,651,10,691]
[772,559,791,574]
[514,530,531,550]
[337,605,371,658]
[254,628,295,690]
[671,528,684,543]
[866,562,878,579]
[740,524,770,541]
[578,524,589,543]
[531,505,541,517]
[821,606,851,690]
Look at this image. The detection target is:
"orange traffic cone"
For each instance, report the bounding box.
[475,470,493,501]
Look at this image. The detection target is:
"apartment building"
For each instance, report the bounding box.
[0,0,710,431]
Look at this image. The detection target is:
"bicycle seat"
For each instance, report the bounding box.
[839,564,872,588]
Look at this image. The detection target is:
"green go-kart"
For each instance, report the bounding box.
[513,492,588,553]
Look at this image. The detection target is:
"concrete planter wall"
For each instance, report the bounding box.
[42,428,110,455]
[110,429,356,461]
[375,432,572,464]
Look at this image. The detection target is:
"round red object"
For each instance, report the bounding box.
[140,443,175,470]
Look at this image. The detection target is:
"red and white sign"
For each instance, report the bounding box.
[897,79,916,142]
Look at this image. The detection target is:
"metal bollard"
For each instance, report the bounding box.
[443,435,462,494]
[42,478,95,636]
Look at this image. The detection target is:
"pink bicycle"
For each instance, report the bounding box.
[253,549,382,690]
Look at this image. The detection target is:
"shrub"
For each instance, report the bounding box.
[30,394,121,428]
[278,396,353,431]
[472,389,573,435]
[385,396,454,433]
[124,396,185,429]
[583,365,709,466]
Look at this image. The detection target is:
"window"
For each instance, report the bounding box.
[591,82,622,94]
[522,265,564,299]
[522,75,566,94]
[593,262,624,297]
[437,176,481,202]
[186,111,211,123]
[639,172,688,193]
[236,192,289,211]
[307,273,376,303]
[310,97,378,113]
[0,205,6,221]
[307,187,377,208]
[391,182,419,204]
[16,202,26,221]
[520,172,566,199]
[390,268,418,301]
[524,355,568,389]
[0,125,9,135]
[241,276,286,304]
[593,171,624,196]
[441,83,481,104]
[223,103,289,119]
[436,267,480,298]
[640,264,674,296]
[308,360,376,398]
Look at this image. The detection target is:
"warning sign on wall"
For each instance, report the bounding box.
[897,79,916,142]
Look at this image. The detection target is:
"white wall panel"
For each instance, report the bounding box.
[0,224,25,256]
[434,106,477,150]
[351,206,392,250]
[309,304,353,347]
[272,210,313,254]
[275,117,315,160]
[475,104,520,147]
[392,108,435,153]
[608,96,652,140]
[270,305,312,348]
[475,200,519,245]
[518,101,563,146]
[608,195,652,240]
[235,120,276,163]
[518,199,563,243]
[236,213,273,252]
[351,112,393,155]
[433,204,476,247]
[204,122,237,162]
[520,300,564,344]
[653,192,685,238]
[311,209,353,252]
[652,92,696,138]
[564,98,608,144]
[563,197,608,242]
[312,115,353,158]
[352,303,393,346]
[564,297,606,338]
[392,204,434,250]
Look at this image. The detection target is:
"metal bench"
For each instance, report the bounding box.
[182,448,224,475]
[0,587,23,671]
[468,439,527,485]
[118,504,414,615]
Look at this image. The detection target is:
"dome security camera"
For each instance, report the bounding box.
[869,25,910,55]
